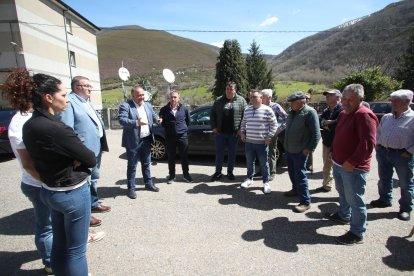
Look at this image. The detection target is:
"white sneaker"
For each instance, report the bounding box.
[263,182,271,194]
[88,230,105,244]
[241,179,253,188]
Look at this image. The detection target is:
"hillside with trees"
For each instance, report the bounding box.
[269,0,414,84]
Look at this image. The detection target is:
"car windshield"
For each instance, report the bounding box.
[190,107,211,125]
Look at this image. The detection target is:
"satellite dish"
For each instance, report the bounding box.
[162,68,175,83]
[118,67,130,81]
[143,90,152,101]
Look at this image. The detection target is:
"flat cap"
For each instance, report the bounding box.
[390,89,413,101]
[323,89,341,97]
[287,91,306,102]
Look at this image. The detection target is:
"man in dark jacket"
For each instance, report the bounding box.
[284,91,321,213]
[210,81,247,181]
[159,90,192,184]
[319,89,343,192]
[118,85,162,199]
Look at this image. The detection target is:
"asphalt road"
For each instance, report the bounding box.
[0,130,413,275]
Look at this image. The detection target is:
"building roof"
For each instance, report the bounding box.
[55,0,100,31]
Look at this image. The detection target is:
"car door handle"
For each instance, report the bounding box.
[203,130,214,134]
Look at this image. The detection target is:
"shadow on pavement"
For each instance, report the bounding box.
[241,203,343,252]
[187,183,339,212]
[241,215,334,252]
[0,250,43,275]
[382,235,414,271]
[0,208,34,235]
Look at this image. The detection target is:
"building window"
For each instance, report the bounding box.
[69,51,76,67]
[66,18,72,34]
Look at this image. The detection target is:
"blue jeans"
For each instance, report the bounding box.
[376,147,414,212]
[245,142,269,183]
[89,152,102,208]
[333,163,368,238]
[21,183,52,268]
[214,133,239,174]
[286,152,310,205]
[41,183,91,276]
[126,136,153,189]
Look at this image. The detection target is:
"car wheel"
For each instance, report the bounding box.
[151,137,166,160]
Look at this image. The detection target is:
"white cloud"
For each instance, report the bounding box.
[210,40,224,48]
[259,16,279,28]
[292,9,301,15]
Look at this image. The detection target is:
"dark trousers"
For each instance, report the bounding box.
[166,132,189,176]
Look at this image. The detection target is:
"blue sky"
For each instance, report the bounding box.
[63,0,399,55]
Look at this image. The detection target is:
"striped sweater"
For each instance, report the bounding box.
[241,104,278,144]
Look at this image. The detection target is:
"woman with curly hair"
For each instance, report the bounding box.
[4,69,53,274]
[4,68,96,276]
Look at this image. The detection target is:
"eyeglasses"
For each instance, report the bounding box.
[77,84,93,89]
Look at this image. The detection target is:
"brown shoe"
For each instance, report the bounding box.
[293,204,311,213]
[91,205,111,213]
[90,216,102,227]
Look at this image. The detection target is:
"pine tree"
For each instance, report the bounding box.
[396,30,414,90]
[213,40,247,98]
[246,41,273,91]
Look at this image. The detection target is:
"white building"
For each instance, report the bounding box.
[0,0,103,109]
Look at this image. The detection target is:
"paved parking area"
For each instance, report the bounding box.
[0,129,413,275]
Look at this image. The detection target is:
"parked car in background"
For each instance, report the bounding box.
[151,105,284,163]
[0,109,17,155]
[369,101,414,120]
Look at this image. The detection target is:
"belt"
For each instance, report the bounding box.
[379,145,406,152]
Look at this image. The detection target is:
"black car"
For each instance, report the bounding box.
[369,101,414,120]
[0,109,17,155]
[151,105,284,162]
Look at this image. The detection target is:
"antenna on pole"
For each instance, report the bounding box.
[118,61,130,101]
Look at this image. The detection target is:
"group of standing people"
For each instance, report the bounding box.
[208,81,413,245]
[4,67,413,276]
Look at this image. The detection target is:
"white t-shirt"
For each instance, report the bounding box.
[134,102,150,138]
[8,112,43,187]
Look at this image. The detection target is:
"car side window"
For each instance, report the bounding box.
[190,109,211,126]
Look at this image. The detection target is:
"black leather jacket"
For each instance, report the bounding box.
[23,109,96,188]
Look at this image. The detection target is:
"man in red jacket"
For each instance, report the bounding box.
[325,84,379,245]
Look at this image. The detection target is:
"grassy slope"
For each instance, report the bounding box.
[97,26,218,80]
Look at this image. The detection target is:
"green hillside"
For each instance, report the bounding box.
[97,25,219,81]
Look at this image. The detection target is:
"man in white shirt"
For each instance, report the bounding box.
[370,89,414,221]
[118,85,162,199]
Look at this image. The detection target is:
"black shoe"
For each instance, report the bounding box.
[324,212,350,225]
[145,184,159,192]
[127,188,137,199]
[210,172,223,182]
[370,199,392,208]
[398,211,411,221]
[183,173,193,183]
[321,186,332,192]
[335,231,363,245]
[227,172,235,180]
[166,175,175,184]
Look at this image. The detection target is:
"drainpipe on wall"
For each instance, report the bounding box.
[62,10,72,80]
